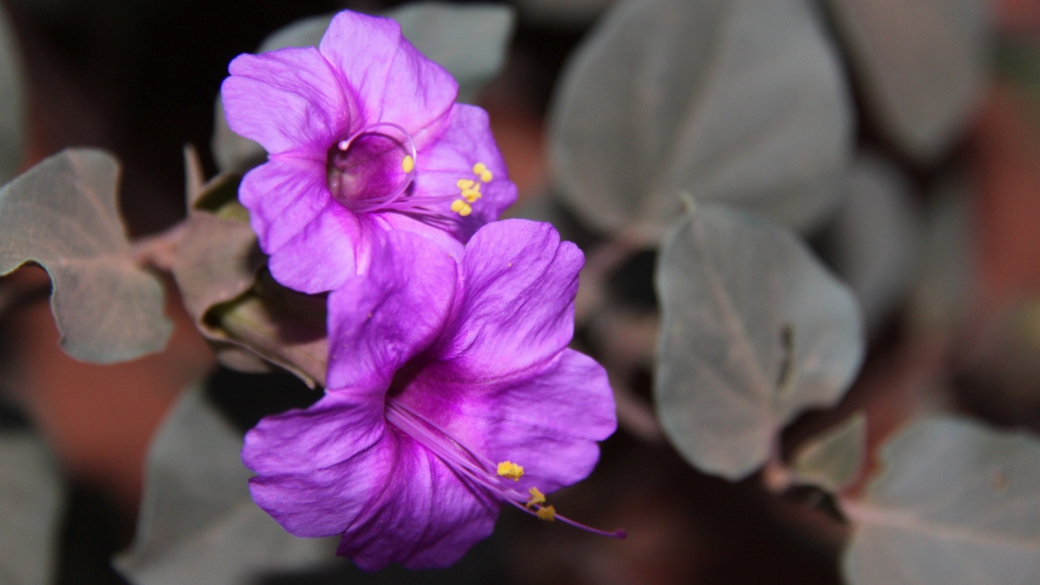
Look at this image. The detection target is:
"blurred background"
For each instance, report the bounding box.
[1,0,1039,583]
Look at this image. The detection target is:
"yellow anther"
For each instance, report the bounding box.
[480,170,493,183]
[496,461,524,481]
[462,189,482,203]
[472,162,488,176]
[401,155,415,173]
[526,487,546,508]
[456,179,475,190]
[451,199,472,217]
[536,505,556,522]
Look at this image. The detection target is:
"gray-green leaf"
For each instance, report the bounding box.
[826,152,922,332]
[0,433,64,585]
[212,3,516,174]
[842,416,1040,585]
[115,385,335,585]
[549,0,853,242]
[790,412,866,493]
[827,0,991,162]
[0,149,173,363]
[0,2,25,185]
[655,206,864,479]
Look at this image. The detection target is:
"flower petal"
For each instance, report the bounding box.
[318,11,457,137]
[222,46,352,157]
[240,158,365,293]
[243,391,498,571]
[326,230,459,392]
[411,104,518,241]
[400,349,616,494]
[435,219,584,379]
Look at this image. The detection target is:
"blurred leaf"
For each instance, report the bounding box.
[389,3,515,103]
[826,152,923,332]
[171,185,271,374]
[827,0,991,162]
[790,412,866,493]
[210,272,329,389]
[115,385,335,585]
[549,0,853,242]
[0,433,64,585]
[842,416,1040,585]
[510,0,617,26]
[212,3,516,173]
[655,205,864,480]
[907,179,973,334]
[0,149,173,362]
[0,2,25,185]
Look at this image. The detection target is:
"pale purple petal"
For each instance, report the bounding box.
[398,348,616,494]
[410,104,518,241]
[243,391,498,570]
[434,219,585,379]
[325,230,459,392]
[222,47,352,157]
[318,11,457,137]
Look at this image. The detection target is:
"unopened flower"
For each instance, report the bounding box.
[242,220,622,570]
[222,10,517,293]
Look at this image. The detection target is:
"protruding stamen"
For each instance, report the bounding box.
[383,400,626,540]
[526,487,546,508]
[497,461,524,481]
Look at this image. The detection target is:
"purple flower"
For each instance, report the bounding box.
[221,10,517,293]
[241,220,621,570]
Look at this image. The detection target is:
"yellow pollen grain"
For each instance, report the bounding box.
[457,179,475,190]
[451,199,472,217]
[496,461,524,481]
[462,189,482,203]
[401,155,415,173]
[472,162,488,176]
[480,170,493,183]
[536,505,556,522]
[526,487,546,508]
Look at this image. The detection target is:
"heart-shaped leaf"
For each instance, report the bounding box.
[549,0,853,241]
[826,0,990,162]
[0,149,172,363]
[655,205,864,479]
[842,416,1040,585]
[115,385,335,585]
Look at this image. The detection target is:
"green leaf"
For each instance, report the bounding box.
[0,433,64,585]
[115,385,335,585]
[842,416,1040,585]
[655,205,864,479]
[549,0,853,242]
[790,412,866,493]
[0,149,173,363]
[0,2,25,185]
[826,152,922,332]
[212,4,516,174]
[826,0,991,162]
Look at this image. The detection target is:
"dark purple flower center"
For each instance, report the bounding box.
[327,122,418,214]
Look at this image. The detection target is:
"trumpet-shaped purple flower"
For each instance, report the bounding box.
[242,220,621,570]
[222,10,517,293]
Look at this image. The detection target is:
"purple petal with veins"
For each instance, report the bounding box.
[242,220,622,571]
